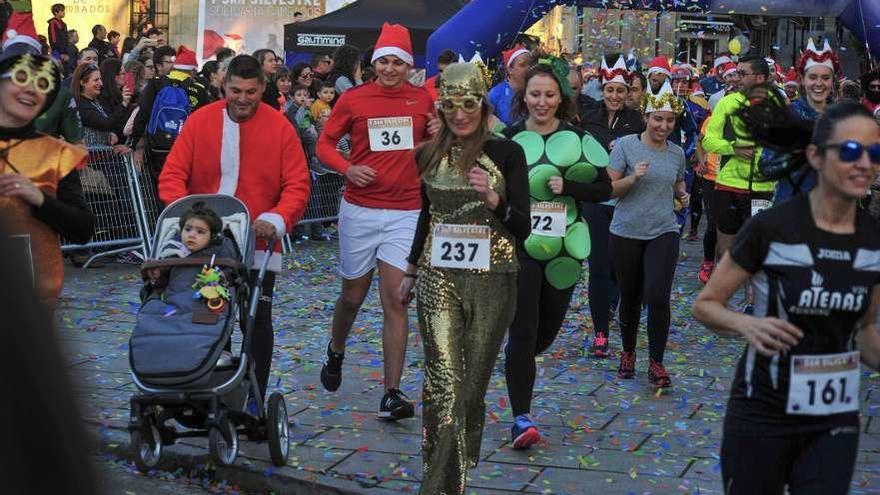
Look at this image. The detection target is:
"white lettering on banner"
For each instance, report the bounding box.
[750,199,771,217]
[430,224,491,270]
[367,117,414,152]
[296,34,346,47]
[787,351,860,415]
[530,202,567,238]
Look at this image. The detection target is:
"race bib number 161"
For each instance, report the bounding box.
[786,351,860,416]
[368,117,414,152]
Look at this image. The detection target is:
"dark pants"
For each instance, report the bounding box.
[583,203,619,335]
[699,177,717,261]
[610,232,679,364]
[721,427,858,495]
[249,270,276,401]
[690,174,705,232]
[505,257,576,416]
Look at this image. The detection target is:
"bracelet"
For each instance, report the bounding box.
[404,273,417,279]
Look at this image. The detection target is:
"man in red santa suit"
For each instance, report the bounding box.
[159,54,311,403]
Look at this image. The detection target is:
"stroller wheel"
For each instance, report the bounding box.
[267,393,290,466]
[131,424,163,472]
[209,417,239,466]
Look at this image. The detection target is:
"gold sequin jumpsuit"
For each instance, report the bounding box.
[416,148,520,495]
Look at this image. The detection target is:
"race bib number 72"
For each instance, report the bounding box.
[786,351,860,416]
[367,117,414,152]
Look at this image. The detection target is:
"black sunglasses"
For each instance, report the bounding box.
[821,140,880,164]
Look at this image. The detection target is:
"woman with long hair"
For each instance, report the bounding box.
[198,60,223,100]
[252,48,281,109]
[775,39,841,202]
[694,100,880,495]
[326,43,361,104]
[97,57,131,113]
[71,62,131,147]
[502,58,612,448]
[608,79,690,390]
[579,53,645,358]
[397,61,530,495]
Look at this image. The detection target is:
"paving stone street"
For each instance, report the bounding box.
[61,237,880,494]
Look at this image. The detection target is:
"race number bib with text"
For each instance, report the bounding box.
[367,117,414,152]
[786,351,860,416]
[430,224,491,270]
[530,202,567,237]
[751,199,772,217]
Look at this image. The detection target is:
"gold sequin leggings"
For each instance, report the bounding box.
[416,268,517,495]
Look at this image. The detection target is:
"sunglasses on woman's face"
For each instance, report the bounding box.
[436,96,482,115]
[822,140,880,164]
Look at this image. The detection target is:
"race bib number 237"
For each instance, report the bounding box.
[430,224,491,270]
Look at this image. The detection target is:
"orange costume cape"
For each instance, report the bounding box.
[0,135,87,303]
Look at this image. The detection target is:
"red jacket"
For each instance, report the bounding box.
[159,100,310,271]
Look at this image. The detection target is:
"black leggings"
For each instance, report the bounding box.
[583,203,619,335]
[505,257,576,416]
[610,232,679,364]
[690,174,704,230]
[700,177,717,261]
[721,426,859,495]
[250,270,276,401]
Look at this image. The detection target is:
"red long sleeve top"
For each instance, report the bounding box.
[316,81,433,211]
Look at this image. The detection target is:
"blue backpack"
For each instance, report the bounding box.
[147,81,191,150]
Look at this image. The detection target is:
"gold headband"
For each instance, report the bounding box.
[438,63,488,100]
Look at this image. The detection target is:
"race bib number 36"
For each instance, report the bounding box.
[531,202,567,237]
[786,351,860,416]
[430,224,491,270]
[367,117,414,152]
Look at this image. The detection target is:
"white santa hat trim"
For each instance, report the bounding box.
[372,46,413,66]
[713,55,732,69]
[505,48,529,68]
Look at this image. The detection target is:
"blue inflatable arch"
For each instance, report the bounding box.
[425,0,878,76]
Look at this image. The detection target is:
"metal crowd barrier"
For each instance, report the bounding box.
[282,172,345,254]
[60,145,160,267]
[61,145,343,262]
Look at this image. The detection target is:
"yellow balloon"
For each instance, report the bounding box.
[729,38,742,55]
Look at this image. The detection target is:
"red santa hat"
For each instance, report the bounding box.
[646,56,672,78]
[783,67,799,87]
[713,54,733,69]
[599,54,630,86]
[371,23,413,66]
[173,45,197,71]
[202,30,225,60]
[797,38,840,76]
[671,63,695,80]
[719,61,738,78]
[502,44,530,69]
[1,12,42,54]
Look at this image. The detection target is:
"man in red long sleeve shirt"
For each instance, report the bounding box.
[316,23,436,421]
[159,55,310,403]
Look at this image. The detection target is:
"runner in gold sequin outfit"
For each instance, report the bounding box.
[398,62,530,495]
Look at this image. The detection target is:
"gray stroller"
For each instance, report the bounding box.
[127,194,289,471]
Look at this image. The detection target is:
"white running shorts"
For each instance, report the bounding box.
[337,198,420,280]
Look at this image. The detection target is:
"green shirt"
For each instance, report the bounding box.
[702,91,775,193]
[35,86,84,144]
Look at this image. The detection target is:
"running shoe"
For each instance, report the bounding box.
[743,304,754,315]
[617,351,636,379]
[320,340,344,392]
[648,360,672,389]
[589,331,609,358]
[378,388,415,421]
[511,414,541,450]
[697,260,715,285]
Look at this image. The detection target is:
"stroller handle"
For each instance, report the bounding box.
[248,237,276,320]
